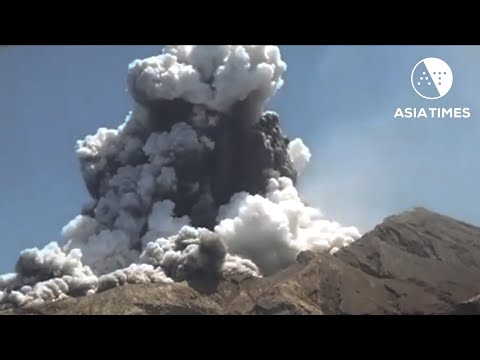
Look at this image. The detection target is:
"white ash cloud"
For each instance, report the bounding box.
[0,45,360,310]
[223,255,260,278]
[0,243,98,309]
[97,264,173,293]
[215,177,360,275]
[127,45,286,114]
[288,138,311,175]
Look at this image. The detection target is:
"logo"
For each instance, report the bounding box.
[411,57,453,100]
[394,57,470,119]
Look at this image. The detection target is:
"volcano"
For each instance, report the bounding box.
[0,46,361,310]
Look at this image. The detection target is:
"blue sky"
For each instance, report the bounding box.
[0,45,479,273]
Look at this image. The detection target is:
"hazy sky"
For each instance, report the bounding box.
[0,45,479,273]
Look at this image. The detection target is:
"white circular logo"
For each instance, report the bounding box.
[411,57,453,100]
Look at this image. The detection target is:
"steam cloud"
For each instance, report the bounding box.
[0,45,360,310]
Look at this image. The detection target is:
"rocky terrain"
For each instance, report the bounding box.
[3,207,480,315]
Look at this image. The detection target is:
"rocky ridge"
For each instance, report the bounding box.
[3,207,480,315]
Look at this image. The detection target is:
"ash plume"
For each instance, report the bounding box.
[0,45,360,310]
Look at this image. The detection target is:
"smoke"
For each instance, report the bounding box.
[288,138,311,175]
[215,177,359,275]
[0,243,98,308]
[0,45,360,310]
[127,45,285,116]
[97,264,172,293]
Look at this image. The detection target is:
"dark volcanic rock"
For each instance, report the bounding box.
[4,207,480,315]
[449,294,480,315]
